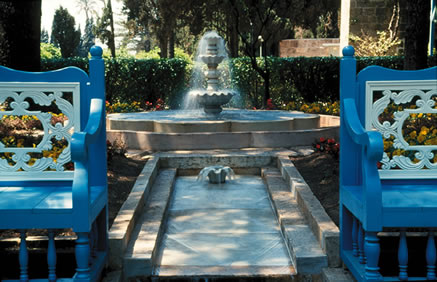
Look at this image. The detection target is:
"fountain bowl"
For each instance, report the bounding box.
[189,90,234,115]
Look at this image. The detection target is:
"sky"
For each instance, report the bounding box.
[41,0,125,46]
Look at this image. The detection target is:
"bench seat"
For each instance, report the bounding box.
[0,185,106,229]
[342,184,437,228]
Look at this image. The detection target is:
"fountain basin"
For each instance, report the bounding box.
[106,110,340,151]
[107,109,319,133]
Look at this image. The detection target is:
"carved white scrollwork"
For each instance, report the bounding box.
[0,82,80,177]
[366,80,437,179]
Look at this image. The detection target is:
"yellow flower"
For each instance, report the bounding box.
[417,135,426,143]
[417,113,423,118]
[409,131,417,139]
[419,126,429,136]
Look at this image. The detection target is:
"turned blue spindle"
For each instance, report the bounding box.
[426,231,436,280]
[398,229,408,281]
[19,230,28,282]
[365,232,381,280]
[47,230,56,282]
[358,223,366,264]
[352,217,359,257]
[75,232,91,280]
[90,222,98,259]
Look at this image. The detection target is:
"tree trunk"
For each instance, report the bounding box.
[403,0,430,70]
[159,36,168,58]
[107,0,116,58]
[4,0,41,71]
[169,32,175,58]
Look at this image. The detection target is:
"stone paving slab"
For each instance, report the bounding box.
[166,209,280,234]
[169,176,272,210]
[157,232,292,267]
[154,174,294,278]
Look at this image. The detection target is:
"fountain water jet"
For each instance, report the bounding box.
[197,166,235,184]
[186,31,235,115]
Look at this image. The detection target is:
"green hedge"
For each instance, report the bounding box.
[42,55,436,108]
[41,58,189,108]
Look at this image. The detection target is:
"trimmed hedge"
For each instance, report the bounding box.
[41,58,189,108]
[41,55,436,108]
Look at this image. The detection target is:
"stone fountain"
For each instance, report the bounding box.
[187,31,235,115]
[106,30,339,151]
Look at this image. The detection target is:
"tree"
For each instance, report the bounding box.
[122,0,194,58]
[79,18,96,57]
[0,0,41,71]
[51,6,81,58]
[226,0,296,107]
[76,0,98,20]
[95,0,116,57]
[41,28,49,43]
[402,0,430,70]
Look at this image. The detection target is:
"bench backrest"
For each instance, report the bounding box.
[340,46,437,183]
[0,62,100,182]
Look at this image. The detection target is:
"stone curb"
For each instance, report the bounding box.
[277,156,341,268]
[107,127,339,151]
[263,168,328,275]
[123,169,177,279]
[108,156,160,270]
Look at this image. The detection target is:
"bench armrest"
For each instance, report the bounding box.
[71,98,104,162]
[344,98,384,229]
[343,98,383,162]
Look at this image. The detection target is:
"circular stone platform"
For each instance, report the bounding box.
[107,109,320,133]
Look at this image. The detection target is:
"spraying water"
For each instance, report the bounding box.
[183,31,236,114]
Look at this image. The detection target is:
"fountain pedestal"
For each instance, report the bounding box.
[188,32,234,115]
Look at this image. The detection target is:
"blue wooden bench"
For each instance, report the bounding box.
[340,46,437,281]
[0,46,107,281]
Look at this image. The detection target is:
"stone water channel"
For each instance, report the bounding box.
[108,150,347,281]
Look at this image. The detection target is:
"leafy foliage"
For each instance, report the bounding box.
[95,0,116,57]
[79,18,96,57]
[40,43,61,59]
[41,55,436,109]
[51,6,81,58]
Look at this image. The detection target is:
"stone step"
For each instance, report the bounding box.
[263,168,328,275]
[123,169,177,280]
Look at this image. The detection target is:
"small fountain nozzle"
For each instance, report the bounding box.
[197,166,235,184]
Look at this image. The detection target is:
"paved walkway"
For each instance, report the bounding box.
[154,175,295,277]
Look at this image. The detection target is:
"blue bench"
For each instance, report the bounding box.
[339,46,437,281]
[0,46,107,281]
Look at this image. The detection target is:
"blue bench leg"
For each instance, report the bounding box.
[48,230,57,282]
[365,231,382,281]
[75,232,90,281]
[19,230,28,282]
[398,229,408,280]
[426,231,436,280]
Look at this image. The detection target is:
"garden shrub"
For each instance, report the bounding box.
[41,54,436,108]
[42,57,190,109]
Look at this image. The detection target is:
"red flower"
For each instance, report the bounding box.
[319,137,326,143]
[316,144,321,149]
[327,138,335,144]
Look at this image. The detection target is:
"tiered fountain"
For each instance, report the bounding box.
[187,32,235,115]
[106,31,338,151]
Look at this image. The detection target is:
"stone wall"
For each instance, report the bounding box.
[279,39,340,57]
[350,0,406,37]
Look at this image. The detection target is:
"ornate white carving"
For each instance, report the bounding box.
[0,82,80,180]
[366,80,437,179]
